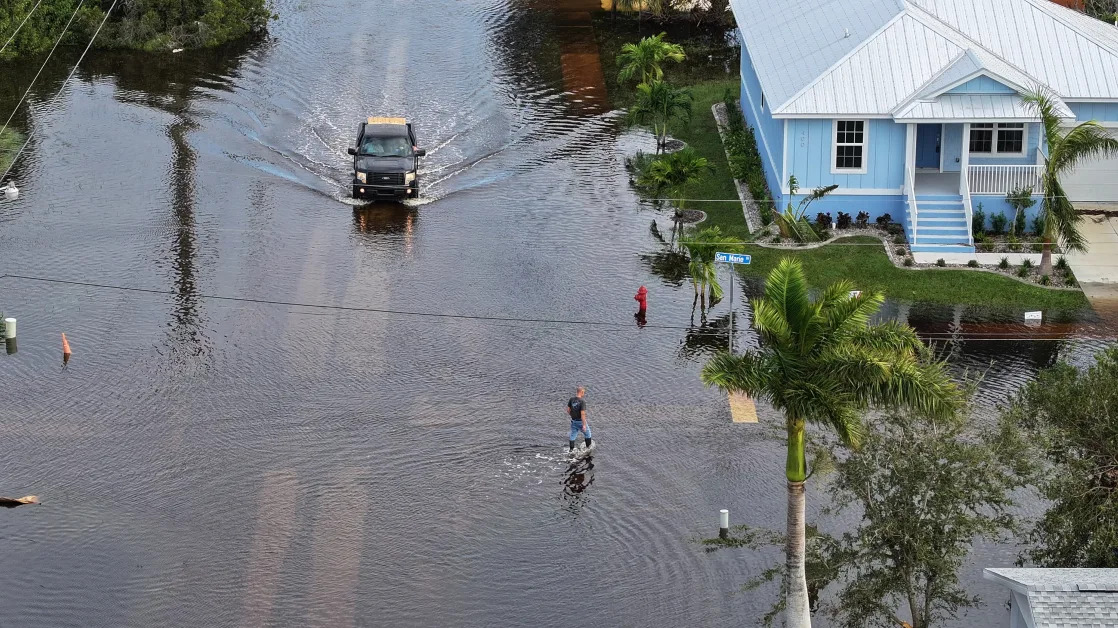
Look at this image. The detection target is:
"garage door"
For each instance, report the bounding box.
[1062,127,1118,202]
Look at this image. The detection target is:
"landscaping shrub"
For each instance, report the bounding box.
[1008,235,1022,252]
[771,235,782,243]
[936,258,946,267]
[895,247,906,256]
[1056,256,1069,271]
[815,212,832,228]
[1065,272,1078,287]
[904,257,914,267]
[723,88,744,129]
[885,223,905,237]
[967,259,979,268]
[836,212,852,229]
[972,204,987,236]
[990,212,1008,235]
[976,234,995,253]
[1040,274,1051,285]
[810,224,830,241]
[758,195,773,226]
[999,257,1010,270]
[1023,258,1034,270]
[1017,266,1030,278]
[722,113,773,210]
[855,211,869,228]
[892,234,906,245]
[1032,214,1046,236]
[1013,207,1028,236]
[875,213,892,228]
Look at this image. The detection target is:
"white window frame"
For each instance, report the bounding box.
[831,119,868,175]
[968,122,1028,156]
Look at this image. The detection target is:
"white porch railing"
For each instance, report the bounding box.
[967,165,1044,196]
[906,164,918,240]
[962,169,974,247]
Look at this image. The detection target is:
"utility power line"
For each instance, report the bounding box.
[0,0,45,58]
[0,0,88,144]
[0,0,119,185]
[0,272,1112,342]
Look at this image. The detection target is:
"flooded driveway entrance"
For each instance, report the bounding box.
[0,1,1112,626]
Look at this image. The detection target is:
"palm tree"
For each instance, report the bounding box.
[639,148,709,245]
[628,80,692,153]
[680,226,740,314]
[775,175,838,243]
[700,259,960,628]
[1024,87,1118,276]
[617,32,686,86]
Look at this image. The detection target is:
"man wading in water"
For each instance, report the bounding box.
[566,387,592,452]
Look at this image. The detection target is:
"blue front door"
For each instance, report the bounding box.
[916,124,941,169]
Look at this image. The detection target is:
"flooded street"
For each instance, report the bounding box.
[0,1,1114,626]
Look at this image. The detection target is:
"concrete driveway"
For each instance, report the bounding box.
[1067,214,1118,283]
[1067,213,1118,324]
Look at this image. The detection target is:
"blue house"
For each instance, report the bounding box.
[729,0,1118,253]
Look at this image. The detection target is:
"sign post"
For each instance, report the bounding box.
[715,253,752,352]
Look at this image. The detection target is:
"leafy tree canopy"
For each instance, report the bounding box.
[1000,345,1118,569]
[0,0,275,58]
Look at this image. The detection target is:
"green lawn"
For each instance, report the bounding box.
[666,80,750,240]
[734,237,1091,309]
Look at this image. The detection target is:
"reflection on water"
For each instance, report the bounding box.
[352,204,417,236]
[560,456,595,511]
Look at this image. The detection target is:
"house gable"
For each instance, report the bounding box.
[945,75,1018,95]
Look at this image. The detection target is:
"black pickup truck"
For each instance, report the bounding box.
[347,117,426,200]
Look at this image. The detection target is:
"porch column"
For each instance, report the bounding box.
[904,123,916,194]
[960,122,971,194]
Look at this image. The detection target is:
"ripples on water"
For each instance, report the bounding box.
[0,0,1113,626]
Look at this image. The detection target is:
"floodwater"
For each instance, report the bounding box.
[0,1,1114,626]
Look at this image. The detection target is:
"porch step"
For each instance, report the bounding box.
[911,244,977,254]
[918,217,968,228]
[913,234,972,245]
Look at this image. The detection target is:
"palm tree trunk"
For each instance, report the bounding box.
[1040,240,1053,277]
[785,422,812,628]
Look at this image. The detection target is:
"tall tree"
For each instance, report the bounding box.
[1024,87,1118,276]
[705,410,1027,628]
[627,79,692,153]
[616,32,685,86]
[701,259,960,628]
[1000,345,1118,568]
[822,411,1025,628]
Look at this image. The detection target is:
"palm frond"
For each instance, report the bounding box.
[1050,121,1118,175]
[700,351,777,398]
[764,258,812,339]
[751,297,794,346]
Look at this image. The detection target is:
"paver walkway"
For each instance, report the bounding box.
[728,392,758,423]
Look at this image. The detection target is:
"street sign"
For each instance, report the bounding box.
[715,252,751,265]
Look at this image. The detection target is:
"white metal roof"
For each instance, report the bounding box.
[894,93,1072,120]
[729,0,1118,118]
